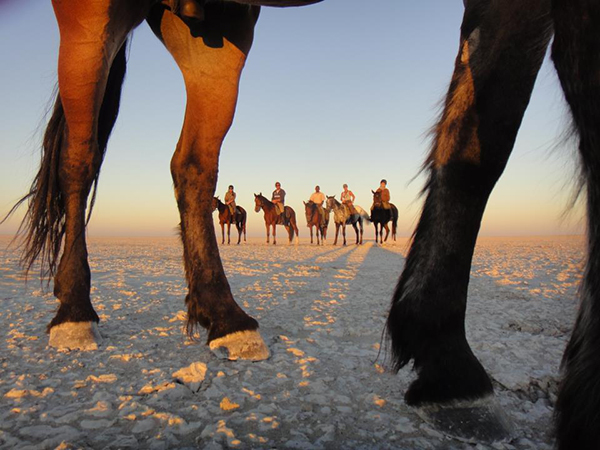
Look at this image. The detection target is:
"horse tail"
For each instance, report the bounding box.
[4,39,129,280]
[392,205,398,240]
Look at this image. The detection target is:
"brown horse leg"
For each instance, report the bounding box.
[265,223,270,244]
[272,223,277,245]
[383,224,390,242]
[47,0,148,350]
[148,4,267,360]
[221,223,225,244]
[227,222,231,245]
[310,226,314,244]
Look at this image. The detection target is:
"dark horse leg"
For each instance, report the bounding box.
[552,1,600,448]
[147,3,268,360]
[352,222,359,245]
[43,0,151,349]
[386,0,551,438]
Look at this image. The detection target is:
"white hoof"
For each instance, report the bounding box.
[49,321,102,351]
[209,329,270,361]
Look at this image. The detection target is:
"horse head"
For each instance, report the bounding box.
[254,193,263,212]
[326,195,337,209]
[212,196,220,211]
[372,190,383,207]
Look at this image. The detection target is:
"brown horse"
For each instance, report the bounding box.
[3,0,337,359]
[303,200,327,245]
[254,193,299,245]
[370,190,398,244]
[212,197,247,245]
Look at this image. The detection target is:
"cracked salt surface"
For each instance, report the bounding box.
[0,235,583,449]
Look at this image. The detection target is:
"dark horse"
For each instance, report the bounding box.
[303,200,327,245]
[4,0,600,447]
[254,193,299,245]
[325,195,367,245]
[212,197,247,245]
[370,189,398,244]
[384,1,600,448]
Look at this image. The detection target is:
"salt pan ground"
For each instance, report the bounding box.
[0,235,584,449]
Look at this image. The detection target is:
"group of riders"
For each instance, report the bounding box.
[222,180,392,226]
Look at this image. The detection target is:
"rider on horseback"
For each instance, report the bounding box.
[341,183,358,215]
[372,179,391,210]
[309,185,327,226]
[272,182,286,222]
[225,185,237,218]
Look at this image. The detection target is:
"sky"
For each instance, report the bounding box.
[0,0,585,239]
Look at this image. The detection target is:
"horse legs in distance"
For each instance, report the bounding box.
[147,4,268,360]
[42,1,149,350]
[352,222,359,245]
[552,2,600,448]
[386,0,551,440]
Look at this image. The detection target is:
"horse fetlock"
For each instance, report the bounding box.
[406,340,493,405]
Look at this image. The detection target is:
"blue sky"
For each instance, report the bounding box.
[0,0,584,238]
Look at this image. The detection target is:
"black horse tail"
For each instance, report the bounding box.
[4,39,129,281]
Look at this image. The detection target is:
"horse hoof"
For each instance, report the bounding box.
[48,321,102,351]
[209,329,270,361]
[416,397,513,444]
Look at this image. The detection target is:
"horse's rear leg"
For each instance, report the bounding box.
[227,222,231,245]
[386,0,551,438]
[552,2,600,447]
[383,224,390,243]
[148,4,267,360]
[46,1,147,350]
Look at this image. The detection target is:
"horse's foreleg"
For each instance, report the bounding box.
[45,1,148,350]
[333,224,339,245]
[221,223,225,244]
[552,2,600,447]
[386,0,551,426]
[352,222,359,245]
[148,4,267,360]
[310,226,314,244]
[227,222,231,245]
[272,223,277,245]
[383,224,390,243]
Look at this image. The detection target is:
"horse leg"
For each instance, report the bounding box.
[552,2,600,447]
[386,0,551,438]
[221,223,225,244]
[383,224,390,243]
[310,226,314,244]
[342,224,347,246]
[227,222,231,245]
[44,1,148,350]
[333,223,339,245]
[147,4,268,360]
[352,222,359,245]
[236,221,242,245]
[272,223,277,245]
